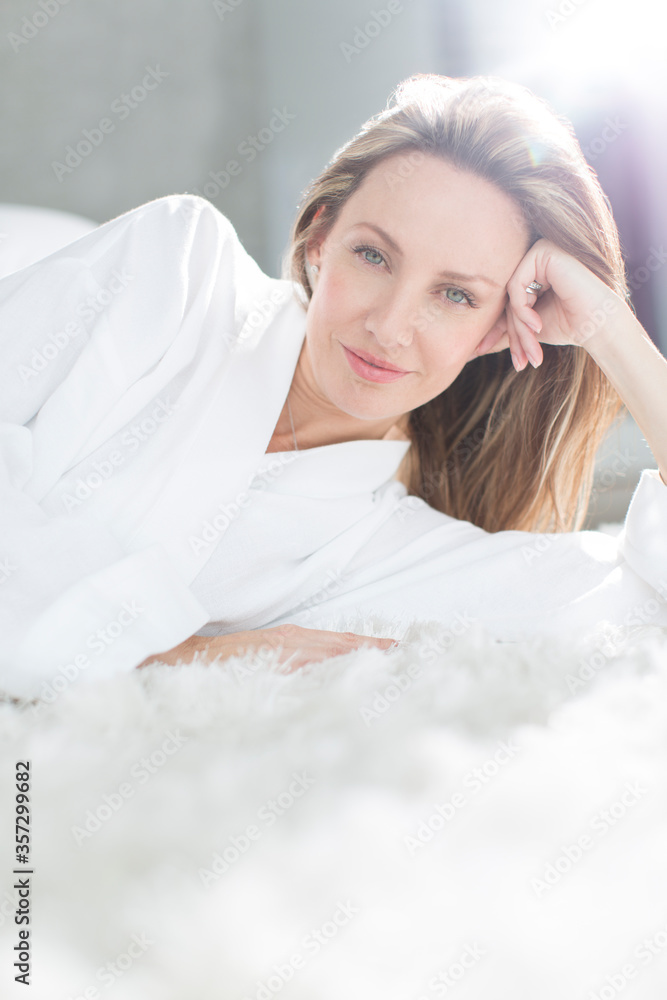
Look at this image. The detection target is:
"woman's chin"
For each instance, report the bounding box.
[320,377,400,418]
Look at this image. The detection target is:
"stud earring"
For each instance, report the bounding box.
[306,260,319,289]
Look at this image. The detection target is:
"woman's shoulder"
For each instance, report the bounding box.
[100,193,240,243]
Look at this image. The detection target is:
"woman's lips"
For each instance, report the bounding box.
[342,345,411,383]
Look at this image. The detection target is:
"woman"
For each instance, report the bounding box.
[1,74,666,698]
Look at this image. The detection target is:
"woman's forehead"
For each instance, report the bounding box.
[347,154,526,232]
[332,155,530,276]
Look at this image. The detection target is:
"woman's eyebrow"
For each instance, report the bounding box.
[353,222,502,288]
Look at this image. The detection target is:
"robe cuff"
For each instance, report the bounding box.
[616,469,667,602]
[1,543,210,701]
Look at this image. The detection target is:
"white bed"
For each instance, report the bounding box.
[1,615,667,998]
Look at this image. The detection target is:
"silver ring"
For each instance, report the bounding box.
[525,281,542,295]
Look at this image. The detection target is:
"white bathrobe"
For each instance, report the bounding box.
[1,194,666,700]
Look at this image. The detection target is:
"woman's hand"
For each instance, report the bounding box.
[137,624,399,673]
[473,237,635,370]
[473,237,667,485]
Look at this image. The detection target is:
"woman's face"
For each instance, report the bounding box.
[304,152,532,423]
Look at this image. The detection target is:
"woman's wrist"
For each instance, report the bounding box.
[137,632,252,669]
[582,303,667,485]
[581,297,648,363]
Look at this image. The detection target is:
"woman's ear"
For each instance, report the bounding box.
[306,206,326,268]
[307,242,322,270]
[306,205,326,267]
[471,311,510,358]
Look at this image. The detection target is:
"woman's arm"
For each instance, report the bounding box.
[583,310,667,486]
[0,196,222,701]
[474,238,667,484]
[137,625,398,672]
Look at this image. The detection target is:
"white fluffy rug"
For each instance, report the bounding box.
[2,612,667,1000]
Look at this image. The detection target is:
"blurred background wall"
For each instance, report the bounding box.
[0,0,663,523]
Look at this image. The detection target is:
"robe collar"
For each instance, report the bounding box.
[251,439,410,498]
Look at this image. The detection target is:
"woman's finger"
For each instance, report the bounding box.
[265,626,400,673]
[473,323,509,357]
[506,307,527,371]
[511,306,544,367]
[472,330,501,356]
[508,275,548,333]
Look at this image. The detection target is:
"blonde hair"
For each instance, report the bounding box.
[282,74,628,532]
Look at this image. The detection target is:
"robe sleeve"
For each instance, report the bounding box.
[0,194,249,700]
[288,468,667,641]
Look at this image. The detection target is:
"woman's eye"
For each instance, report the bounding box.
[445,288,468,305]
[353,245,385,266]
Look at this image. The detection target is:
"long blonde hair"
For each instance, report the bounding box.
[282,74,628,532]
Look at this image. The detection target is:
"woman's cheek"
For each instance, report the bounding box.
[330,266,369,312]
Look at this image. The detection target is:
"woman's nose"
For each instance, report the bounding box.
[365,286,435,348]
